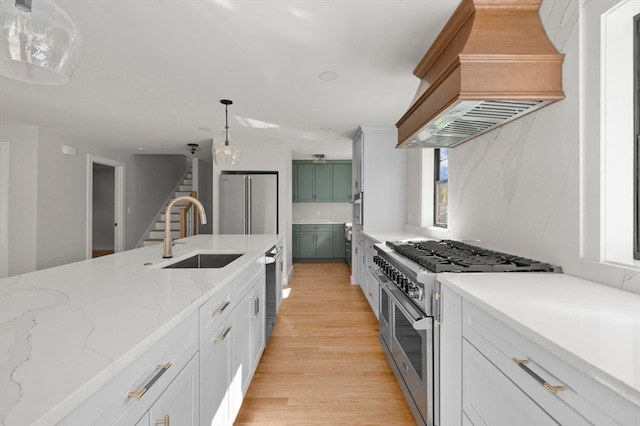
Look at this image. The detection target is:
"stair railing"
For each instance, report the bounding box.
[179,191,199,238]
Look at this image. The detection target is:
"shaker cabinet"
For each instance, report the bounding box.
[292,161,351,203]
[298,225,333,258]
[293,224,346,261]
[439,285,640,426]
[143,354,199,426]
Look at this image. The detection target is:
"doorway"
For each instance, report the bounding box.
[87,155,125,259]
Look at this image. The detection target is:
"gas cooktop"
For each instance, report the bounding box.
[386,239,556,273]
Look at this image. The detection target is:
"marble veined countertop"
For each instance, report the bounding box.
[0,234,281,426]
[438,272,640,407]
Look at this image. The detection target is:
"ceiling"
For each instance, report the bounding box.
[0,0,458,160]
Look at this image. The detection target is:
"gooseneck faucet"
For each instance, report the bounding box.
[163,195,207,258]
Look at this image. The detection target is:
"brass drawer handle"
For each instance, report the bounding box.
[128,362,172,399]
[155,415,170,426]
[215,326,232,342]
[512,357,564,394]
[212,300,231,316]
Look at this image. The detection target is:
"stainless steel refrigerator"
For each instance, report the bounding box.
[219,173,278,234]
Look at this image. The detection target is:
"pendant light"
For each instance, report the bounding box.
[212,99,241,166]
[0,0,82,85]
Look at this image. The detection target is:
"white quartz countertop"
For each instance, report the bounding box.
[0,234,281,426]
[361,230,425,243]
[438,272,640,406]
[293,220,348,224]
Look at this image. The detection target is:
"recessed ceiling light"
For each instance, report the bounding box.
[318,71,338,81]
[319,127,332,131]
[138,147,145,151]
[198,126,212,131]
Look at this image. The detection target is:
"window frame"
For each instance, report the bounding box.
[634,12,639,260]
[433,148,448,228]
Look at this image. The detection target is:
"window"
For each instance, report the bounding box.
[635,12,639,260]
[434,148,448,227]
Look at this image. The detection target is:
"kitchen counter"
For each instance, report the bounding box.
[361,230,425,244]
[0,234,281,426]
[438,272,640,406]
[293,220,348,224]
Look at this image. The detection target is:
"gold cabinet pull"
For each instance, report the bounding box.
[512,357,564,394]
[212,300,231,316]
[155,415,170,426]
[214,326,232,342]
[128,362,172,399]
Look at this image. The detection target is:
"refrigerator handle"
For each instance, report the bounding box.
[246,175,252,234]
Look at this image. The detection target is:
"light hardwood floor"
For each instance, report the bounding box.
[234,262,416,425]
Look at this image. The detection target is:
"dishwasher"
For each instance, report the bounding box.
[265,245,283,346]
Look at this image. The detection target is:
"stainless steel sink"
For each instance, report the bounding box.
[162,253,243,269]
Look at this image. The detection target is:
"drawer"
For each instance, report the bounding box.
[233,257,265,298]
[199,283,233,344]
[60,310,199,426]
[298,224,333,232]
[462,301,637,425]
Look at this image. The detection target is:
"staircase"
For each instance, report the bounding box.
[143,170,195,247]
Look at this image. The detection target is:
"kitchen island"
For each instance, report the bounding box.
[0,234,281,426]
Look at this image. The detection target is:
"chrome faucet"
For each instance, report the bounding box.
[163,195,207,258]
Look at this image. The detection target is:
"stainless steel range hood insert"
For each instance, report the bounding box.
[397,0,565,149]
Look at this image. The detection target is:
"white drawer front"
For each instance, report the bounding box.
[199,284,233,344]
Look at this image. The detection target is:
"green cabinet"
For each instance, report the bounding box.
[293,161,351,202]
[332,224,346,258]
[292,223,346,261]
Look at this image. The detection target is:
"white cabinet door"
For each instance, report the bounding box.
[231,291,252,419]
[200,320,233,426]
[251,278,265,371]
[148,354,200,426]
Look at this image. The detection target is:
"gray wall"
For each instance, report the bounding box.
[196,158,213,234]
[0,125,190,273]
[0,126,38,276]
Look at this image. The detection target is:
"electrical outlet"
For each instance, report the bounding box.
[316,210,320,216]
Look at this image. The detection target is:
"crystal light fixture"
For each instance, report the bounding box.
[0,0,82,85]
[212,99,241,166]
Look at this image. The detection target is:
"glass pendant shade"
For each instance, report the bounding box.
[212,131,241,166]
[0,0,82,85]
[212,99,240,165]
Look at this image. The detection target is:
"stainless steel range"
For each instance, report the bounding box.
[373,239,558,426]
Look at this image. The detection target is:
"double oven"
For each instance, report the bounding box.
[373,239,557,426]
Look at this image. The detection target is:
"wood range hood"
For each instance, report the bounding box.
[396,0,565,149]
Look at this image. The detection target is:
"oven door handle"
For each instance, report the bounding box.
[385,284,432,331]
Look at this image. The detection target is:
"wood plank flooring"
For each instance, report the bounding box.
[234,262,415,425]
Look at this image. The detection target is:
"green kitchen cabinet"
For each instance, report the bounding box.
[294,224,335,260]
[292,224,300,258]
[292,163,298,202]
[292,161,351,203]
[332,164,352,202]
[332,224,346,258]
[313,164,333,202]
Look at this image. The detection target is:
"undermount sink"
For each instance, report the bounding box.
[162,253,244,269]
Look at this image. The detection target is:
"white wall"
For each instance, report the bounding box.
[293,202,351,222]
[407,0,639,293]
[0,125,191,273]
[0,126,38,276]
[212,138,293,281]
